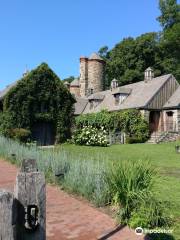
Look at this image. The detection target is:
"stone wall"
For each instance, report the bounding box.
[70,86,80,97]
[162,110,178,132]
[79,57,88,97]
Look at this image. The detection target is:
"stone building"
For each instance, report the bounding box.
[71,53,180,143]
[68,53,105,97]
[1,52,180,144]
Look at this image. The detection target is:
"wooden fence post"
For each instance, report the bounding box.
[15,159,46,240]
[0,190,15,240]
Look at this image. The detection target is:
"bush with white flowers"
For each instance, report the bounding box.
[73,126,108,147]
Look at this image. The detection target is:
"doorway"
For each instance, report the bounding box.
[31,122,55,146]
[149,111,160,133]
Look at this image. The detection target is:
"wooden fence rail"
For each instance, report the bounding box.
[0,159,46,240]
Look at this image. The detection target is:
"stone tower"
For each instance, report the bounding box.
[79,53,105,97]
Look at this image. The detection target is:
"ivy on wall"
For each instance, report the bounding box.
[1,63,75,143]
[75,109,149,142]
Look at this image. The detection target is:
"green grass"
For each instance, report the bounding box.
[0,136,180,239]
[60,143,180,239]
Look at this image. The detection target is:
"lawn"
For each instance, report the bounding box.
[60,142,180,239]
[0,136,180,239]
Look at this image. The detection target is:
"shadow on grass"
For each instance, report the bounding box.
[147,233,175,240]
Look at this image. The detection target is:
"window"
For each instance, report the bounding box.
[115,94,119,105]
[166,111,173,117]
[114,93,128,105]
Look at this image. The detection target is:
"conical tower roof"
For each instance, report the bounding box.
[89,53,103,61]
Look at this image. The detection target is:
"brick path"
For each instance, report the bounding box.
[0,159,146,240]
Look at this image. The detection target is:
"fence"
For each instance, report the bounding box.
[0,159,46,240]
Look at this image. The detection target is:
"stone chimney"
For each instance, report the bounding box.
[144,67,154,82]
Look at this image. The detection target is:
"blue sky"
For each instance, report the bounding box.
[0,0,162,89]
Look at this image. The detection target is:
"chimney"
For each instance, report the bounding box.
[144,67,154,82]
[111,78,119,90]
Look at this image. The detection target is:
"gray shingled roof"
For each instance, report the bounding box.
[163,87,180,109]
[89,53,103,61]
[81,74,173,114]
[0,81,18,100]
[111,87,132,95]
[70,78,80,87]
[88,93,105,100]
[74,97,88,115]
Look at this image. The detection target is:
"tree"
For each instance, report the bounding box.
[157,0,180,29]
[98,46,109,58]
[102,33,162,87]
[63,76,75,83]
[157,0,180,81]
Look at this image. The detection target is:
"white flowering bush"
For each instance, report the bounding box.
[73,126,108,147]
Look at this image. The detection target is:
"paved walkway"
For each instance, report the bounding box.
[0,159,146,240]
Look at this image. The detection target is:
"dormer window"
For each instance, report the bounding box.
[112,87,132,105]
[115,94,120,105]
[114,93,128,105]
[88,93,104,109]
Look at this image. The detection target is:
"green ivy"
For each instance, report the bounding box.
[75,109,149,142]
[1,63,75,143]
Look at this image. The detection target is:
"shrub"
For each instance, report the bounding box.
[73,126,108,147]
[106,160,155,223]
[126,136,146,144]
[8,128,31,143]
[75,109,149,144]
[129,197,173,229]
[0,111,14,137]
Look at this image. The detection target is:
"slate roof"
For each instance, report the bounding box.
[89,53,104,61]
[74,97,88,115]
[111,87,132,95]
[78,74,173,114]
[163,87,180,109]
[70,78,80,87]
[88,93,105,100]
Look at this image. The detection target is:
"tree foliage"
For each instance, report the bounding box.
[100,0,180,87]
[157,0,180,29]
[1,63,75,143]
[75,110,149,143]
[63,76,75,83]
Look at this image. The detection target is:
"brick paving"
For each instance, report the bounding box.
[0,159,147,240]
